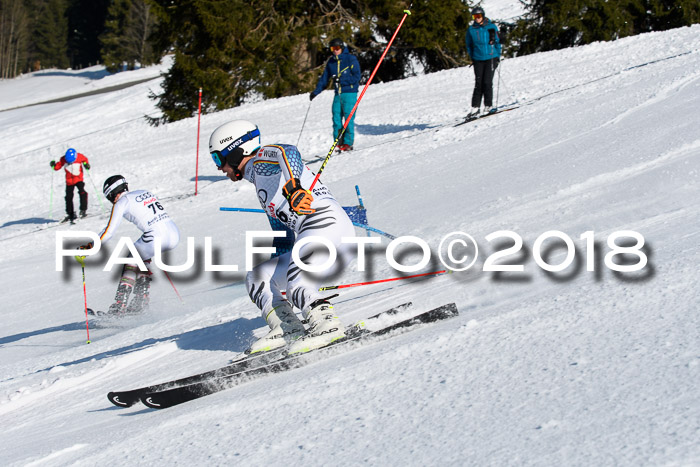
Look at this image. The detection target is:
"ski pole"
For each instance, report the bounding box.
[355,185,371,238]
[296,101,312,147]
[351,223,395,240]
[219,207,396,239]
[310,6,412,190]
[496,58,501,109]
[355,184,365,210]
[163,270,184,303]
[496,60,511,106]
[85,168,107,215]
[195,87,203,196]
[75,255,91,344]
[319,269,449,291]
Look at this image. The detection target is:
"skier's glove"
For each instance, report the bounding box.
[83,162,90,170]
[282,178,315,215]
[78,242,94,250]
[50,160,56,168]
[309,92,317,101]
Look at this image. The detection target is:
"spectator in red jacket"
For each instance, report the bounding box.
[50,148,90,223]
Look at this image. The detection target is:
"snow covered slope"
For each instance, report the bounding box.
[0,23,698,465]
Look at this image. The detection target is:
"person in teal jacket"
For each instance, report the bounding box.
[465,6,502,118]
[310,38,361,151]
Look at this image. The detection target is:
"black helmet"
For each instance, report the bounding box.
[471,6,485,16]
[329,38,344,49]
[103,175,128,203]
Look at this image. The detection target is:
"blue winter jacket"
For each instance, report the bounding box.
[466,19,501,61]
[313,47,361,96]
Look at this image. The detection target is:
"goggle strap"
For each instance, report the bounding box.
[220,128,260,158]
[104,179,125,196]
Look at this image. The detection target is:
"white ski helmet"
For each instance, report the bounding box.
[209,120,261,168]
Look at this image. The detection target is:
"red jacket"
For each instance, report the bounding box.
[54,153,89,185]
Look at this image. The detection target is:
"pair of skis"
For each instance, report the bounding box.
[454,106,519,127]
[108,302,458,410]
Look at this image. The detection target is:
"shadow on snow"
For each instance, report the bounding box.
[2,316,265,375]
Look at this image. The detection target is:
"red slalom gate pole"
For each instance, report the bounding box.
[319,268,448,292]
[76,255,91,344]
[163,270,184,303]
[310,7,412,190]
[195,87,202,196]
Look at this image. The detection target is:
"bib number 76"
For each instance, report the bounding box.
[147,201,164,214]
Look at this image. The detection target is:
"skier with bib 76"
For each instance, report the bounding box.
[79,176,180,315]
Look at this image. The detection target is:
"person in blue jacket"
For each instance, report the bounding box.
[310,38,361,152]
[465,6,502,118]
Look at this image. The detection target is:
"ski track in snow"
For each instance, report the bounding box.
[0,19,699,466]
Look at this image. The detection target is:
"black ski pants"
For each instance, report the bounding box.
[471,58,499,108]
[65,181,88,218]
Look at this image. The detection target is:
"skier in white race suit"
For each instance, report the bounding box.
[81,175,180,315]
[209,120,356,355]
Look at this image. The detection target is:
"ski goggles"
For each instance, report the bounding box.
[211,128,260,167]
[472,13,483,19]
[330,45,342,51]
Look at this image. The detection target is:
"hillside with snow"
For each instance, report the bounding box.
[1,20,699,466]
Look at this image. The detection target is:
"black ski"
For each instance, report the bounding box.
[107,302,413,408]
[140,303,458,409]
[454,106,519,127]
[87,308,145,318]
[87,308,109,316]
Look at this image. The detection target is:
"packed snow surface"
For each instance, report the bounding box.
[0,20,698,467]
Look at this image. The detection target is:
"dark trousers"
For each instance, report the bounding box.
[65,181,88,217]
[471,58,499,108]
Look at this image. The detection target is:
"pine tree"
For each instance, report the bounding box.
[33,0,69,69]
[124,0,157,67]
[645,0,700,31]
[148,0,475,124]
[66,0,109,68]
[356,0,471,80]
[100,0,157,72]
[511,0,700,55]
[147,0,360,124]
[100,0,131,72]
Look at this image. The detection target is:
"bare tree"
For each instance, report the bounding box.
[126,0,156,66]
[0,0,29,79]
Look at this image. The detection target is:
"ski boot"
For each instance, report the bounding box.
[79,210,87,219]
[107,264,138,315]
[467,107,481,119]
[126,269,152,314]
[248,302,305,354]
[287,299,345,354]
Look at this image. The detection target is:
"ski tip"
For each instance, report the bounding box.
[425,302,458,318]
[107,391,136,408]
[387,302,413,315]
[141,395,164,409]
[441,302,459,317]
